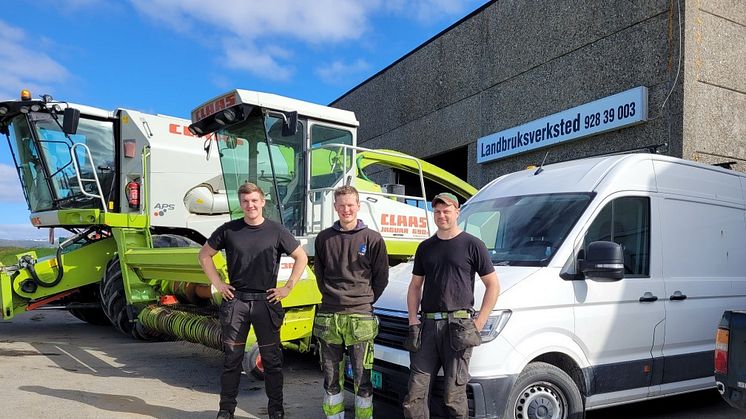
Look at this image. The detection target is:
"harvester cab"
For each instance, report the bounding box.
[188,90,476,258]
[0,90,230,239]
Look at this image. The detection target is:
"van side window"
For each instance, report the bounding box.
[584,197,650,277]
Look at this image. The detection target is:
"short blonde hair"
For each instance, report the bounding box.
[334,185,359,203]
[238,182,265,198]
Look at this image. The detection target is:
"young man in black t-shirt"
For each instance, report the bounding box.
[199,182,308,419]
[402,193,500,419]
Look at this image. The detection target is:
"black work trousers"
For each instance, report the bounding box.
[219,297,285,415]
[402,318,478,419]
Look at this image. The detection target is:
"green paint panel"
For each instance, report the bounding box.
[357,150,477,200]
[101,212,148,228]
[0,270,13,319]
[111,228,157,304]
[12,238,118,300]
[32,210,147,228]
[382,239,420,258]
[123,247,224,286]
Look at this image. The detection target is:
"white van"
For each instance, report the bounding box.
[372,153,746,418]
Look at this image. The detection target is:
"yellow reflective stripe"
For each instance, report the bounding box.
[323,391,345,416]
[355,395,373,418]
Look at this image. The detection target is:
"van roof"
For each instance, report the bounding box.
[469,153,746,204]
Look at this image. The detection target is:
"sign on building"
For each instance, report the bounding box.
[477,86,648,164]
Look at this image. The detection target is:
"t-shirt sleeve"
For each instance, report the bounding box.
[278,225,301,255]
[412,241,425,276]
[473,238,495,277]
[206,223,226,251]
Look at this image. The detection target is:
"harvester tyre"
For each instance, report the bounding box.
[100,234,199,341]
[100,256,165,341]
[68,284,111,326]
[68,307,111,326]
[242,342,265,380]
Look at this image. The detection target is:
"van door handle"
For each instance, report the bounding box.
[639,292,658,302]
[669,291,687,301]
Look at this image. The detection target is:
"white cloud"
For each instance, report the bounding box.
[222,41,294,82]
[0,20,69,100]
[130,0,370,42]
[0,224,49,241]
[383,0,478,24]
[129,0,374,81]
[315,59,371,85]
[0,163,24,203]
[128,0,478,83]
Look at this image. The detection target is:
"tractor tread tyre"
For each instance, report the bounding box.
[68,307,111,326]
[68,283,111,326]
[99,256,167,341]
[507,361,584,419]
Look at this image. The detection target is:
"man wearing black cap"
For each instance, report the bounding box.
[402,192,500,419]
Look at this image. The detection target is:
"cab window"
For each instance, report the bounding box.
[310,125,353,189]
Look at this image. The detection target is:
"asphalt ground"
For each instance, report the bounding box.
[0,310,742,418]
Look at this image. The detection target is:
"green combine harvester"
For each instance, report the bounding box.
[0,89,475,376]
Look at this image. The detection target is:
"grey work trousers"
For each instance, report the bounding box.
[402,318,477,419]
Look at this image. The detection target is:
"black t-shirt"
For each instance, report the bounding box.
[207,218,300,292]
[412,231,495,312]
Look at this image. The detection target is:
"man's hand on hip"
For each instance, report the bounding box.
[214,282,235,300]
[267,285,291,303]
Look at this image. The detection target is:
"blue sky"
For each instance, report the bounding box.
[0,0,484,240]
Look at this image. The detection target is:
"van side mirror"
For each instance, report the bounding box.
[63,108,80,135]
[579,241,624,280]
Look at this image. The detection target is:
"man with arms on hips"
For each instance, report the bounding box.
[402,192,499,419]
[199,182,308,419]
[313,185,389,419]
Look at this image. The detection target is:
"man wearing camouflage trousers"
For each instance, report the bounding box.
[313,185,389,418]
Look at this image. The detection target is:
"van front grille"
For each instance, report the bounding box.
[374,309,408,350]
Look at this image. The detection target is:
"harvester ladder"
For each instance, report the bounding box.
[70,143,107,212]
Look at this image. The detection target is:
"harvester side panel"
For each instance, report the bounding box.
[0,238,117,319]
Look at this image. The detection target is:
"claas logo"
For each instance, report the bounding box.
[381,214,427,228]
[191,93,237,122]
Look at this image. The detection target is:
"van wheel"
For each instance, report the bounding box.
[242,342,264,380]
[507,362,584,419]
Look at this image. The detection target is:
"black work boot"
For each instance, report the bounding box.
[268,411,284,419]
[216,410,234,419]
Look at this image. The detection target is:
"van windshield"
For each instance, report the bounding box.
[459,193,593,266]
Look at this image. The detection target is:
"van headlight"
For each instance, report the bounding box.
[479,310,511,343]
